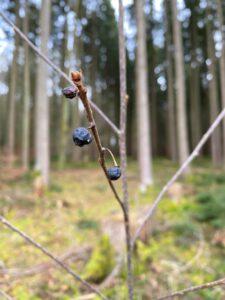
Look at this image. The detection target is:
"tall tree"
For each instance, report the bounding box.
[171,0,189,167]
[206,2,222,166]
[216,0,225,165]
[7,1,20,163]
[35,0,51,185]
[135,0,153,189]
[147,0,158,156]
[58,12,70,168]
[164,0,177,161]
[22,0,30,169]
[188,0,201,149]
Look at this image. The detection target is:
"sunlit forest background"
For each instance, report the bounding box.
[0,0,225,299]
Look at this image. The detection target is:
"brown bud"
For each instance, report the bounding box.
[71,71,82,83]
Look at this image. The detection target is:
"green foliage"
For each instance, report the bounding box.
[194,188,225,228]
[77,219,100,230]
[83,235,115,283]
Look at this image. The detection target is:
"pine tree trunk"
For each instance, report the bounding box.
[206,3,222,167]
[189,1,201,149]
[216,0,225,166]
[149,0,157,156]
[7,1,20,163]
[35,0,51,185]
[58,15,69,168]
[165,0,177,161]
[22,0,30,170]
[135,0,153,189]
[171,0,190,168]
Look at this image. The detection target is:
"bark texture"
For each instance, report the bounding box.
[22,0,30,169]
[216,0,225,165]
[35,0,51,185]
[135,0,153,189]
[206,2,222,166]
[165,0,177,161]
[8,1,20,162]
[171,0,190,168]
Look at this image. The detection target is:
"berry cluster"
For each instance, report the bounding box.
[62,86,121,181]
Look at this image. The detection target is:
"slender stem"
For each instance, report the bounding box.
[132,106,225,246]
[103,147,118,166]
[0,216,107,300]
[0,10,120,136]
[158,277,225,299]
[118,1,133,299]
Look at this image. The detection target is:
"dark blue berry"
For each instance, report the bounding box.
[62,86,77,99]
[72,127,92,147]
[107,166,121,181]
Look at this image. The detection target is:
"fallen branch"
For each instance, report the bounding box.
[133,106,225,246]
[0,216,107,300]
[158,277,225,299]
[0,10,120,136]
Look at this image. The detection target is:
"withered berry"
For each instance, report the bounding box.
[107,166,121,181]
[62,86,78,99]
[72,127,92,147]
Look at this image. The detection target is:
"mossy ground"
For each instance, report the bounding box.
[0,158,224,299]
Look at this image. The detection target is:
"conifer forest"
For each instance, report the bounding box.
[0,0,225,299]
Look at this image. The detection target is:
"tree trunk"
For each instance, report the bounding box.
[148,0,158,156]
[165,0,177,161]
[58,14,70,168]
[22,0,30,170]
[216,0,225,166]
[189,1,201,149]
[206,2,222,167]
[171,0,190,168]
[35,0,51,185]
[7,1,20,163]
[135,0,153,189]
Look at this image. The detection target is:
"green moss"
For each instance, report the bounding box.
[83,235,115,283]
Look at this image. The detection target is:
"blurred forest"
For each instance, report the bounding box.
[0,0,225,299]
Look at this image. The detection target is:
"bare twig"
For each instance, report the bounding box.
[158,277,225,299]
[72,68,133,298]
[132,107,225,246]
[0,216,107,300]
[118,1,133,300]
[0,10,120,136]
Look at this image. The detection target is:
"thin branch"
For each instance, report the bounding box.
[132,106,225,246]
[158,277,225,299]
[0,10,120,136]
[0,216,107,300]
[118,1,133,299]
[0,246,90,280]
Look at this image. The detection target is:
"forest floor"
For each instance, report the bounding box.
[0,158,225,299]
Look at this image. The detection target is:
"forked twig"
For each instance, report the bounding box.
[158,277,225,299]
[0,216,107,300]
[0,10,120,135]
[71,71,133,298]
[132,107,225,246]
